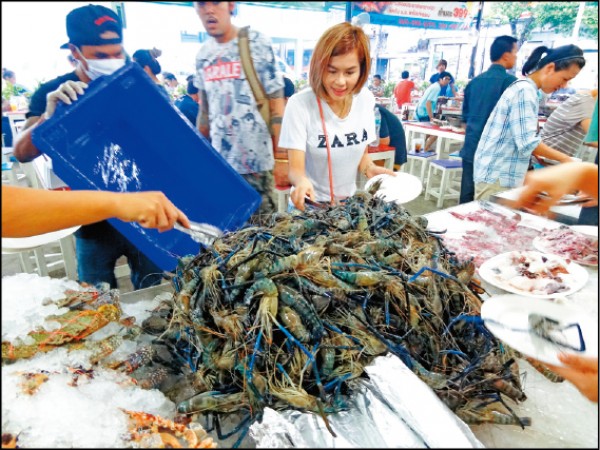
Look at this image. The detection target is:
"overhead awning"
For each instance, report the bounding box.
[350,1,474,31]
[141,1,346,12]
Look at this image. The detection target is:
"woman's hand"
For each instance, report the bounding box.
[544,353,598,403]
[365,162,396,179]
[290,177,315,211]
[44,80,88,119]
[508,162,598,216]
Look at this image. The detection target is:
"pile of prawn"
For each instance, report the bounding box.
[142,189,539,441]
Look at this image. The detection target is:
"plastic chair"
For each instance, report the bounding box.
[2,226,80,280]
[2,161,18,185]
[425,159,463,208]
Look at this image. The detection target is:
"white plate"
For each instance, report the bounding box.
[533,227,598,267]
[571,225,598,238]
[481,294,598,366]
[2,226,80,251]
[365,172,423,205]
[478,251,589,298]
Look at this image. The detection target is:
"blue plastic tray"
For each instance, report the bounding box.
[32,63,261,272]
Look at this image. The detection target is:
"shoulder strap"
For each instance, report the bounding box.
[238,26,271,133]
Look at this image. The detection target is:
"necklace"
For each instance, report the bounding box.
[328,95,351,119]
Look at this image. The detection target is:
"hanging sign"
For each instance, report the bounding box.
[352,2,473,30]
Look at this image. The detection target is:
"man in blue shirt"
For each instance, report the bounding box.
[175,75,200,125]
[415,71,452,122]
[415,71,451,151]
[429,59,457,98]
[459,36,518,203]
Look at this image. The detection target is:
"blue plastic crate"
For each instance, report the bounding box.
[32,62,261,272]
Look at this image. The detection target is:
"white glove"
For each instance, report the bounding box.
[44,80,88,119]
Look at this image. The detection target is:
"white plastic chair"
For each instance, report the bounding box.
[2,226,80,279]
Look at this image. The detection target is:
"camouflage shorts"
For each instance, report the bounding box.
[241,170,277,222]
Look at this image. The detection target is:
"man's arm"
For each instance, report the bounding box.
[579,118,597,147]
[425,100,433,120]
[12,116,45,162]
[268,90,288,186]
[2,185,190,237]
[14,80,88,162]
[532,141,576,163]
[197,89,210,139]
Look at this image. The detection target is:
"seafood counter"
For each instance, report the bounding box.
[1,195,597,448]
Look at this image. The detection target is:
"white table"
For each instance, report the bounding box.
[425,200,598,448]
[403,121,465,159]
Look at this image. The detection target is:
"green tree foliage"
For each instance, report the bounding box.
[535,1,598,38]
[490,2,598,42]
[489,2,535,46]
[581,2,599,38]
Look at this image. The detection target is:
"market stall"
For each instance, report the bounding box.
[2,195,597,448]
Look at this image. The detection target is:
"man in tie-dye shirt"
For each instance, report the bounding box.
[193,1,285,218]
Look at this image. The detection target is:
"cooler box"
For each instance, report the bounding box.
[32,62,261,272]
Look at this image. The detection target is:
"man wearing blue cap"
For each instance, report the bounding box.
[13,4,164,291]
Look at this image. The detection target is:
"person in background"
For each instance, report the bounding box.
[540,89,597,158]
[162,72,179,99]
[2,68,30,96]
[459,35,518,204]
[369,74,385,98]
[193,1,286,217]
[393,70,414,110]
[132,48,162,85]
[509,160,598,403]
[577,97,598,226]
[2,98,13,147]
[473,44,585,201]
[429,59,457,98]
[132,48,171,102]
[2,185,189,238]
[377,104,407,170]
[12,4,164,291]
[279,22,395,212]
[283,76,295,105]
[415,72,451,123]
[414,72,451,151]
[174,75,200,125]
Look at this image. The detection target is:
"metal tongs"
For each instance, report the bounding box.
[174,221,223,247]
[479,200,522,222]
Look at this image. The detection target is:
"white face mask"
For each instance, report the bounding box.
[76,49,125,80]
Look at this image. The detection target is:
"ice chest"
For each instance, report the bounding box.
[32,62,261,272]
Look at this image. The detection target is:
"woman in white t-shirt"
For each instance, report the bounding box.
[278,22,395,211]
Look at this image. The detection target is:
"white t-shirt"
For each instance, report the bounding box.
[279,87,376,202]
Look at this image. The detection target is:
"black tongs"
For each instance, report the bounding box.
[174,220,223,247]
